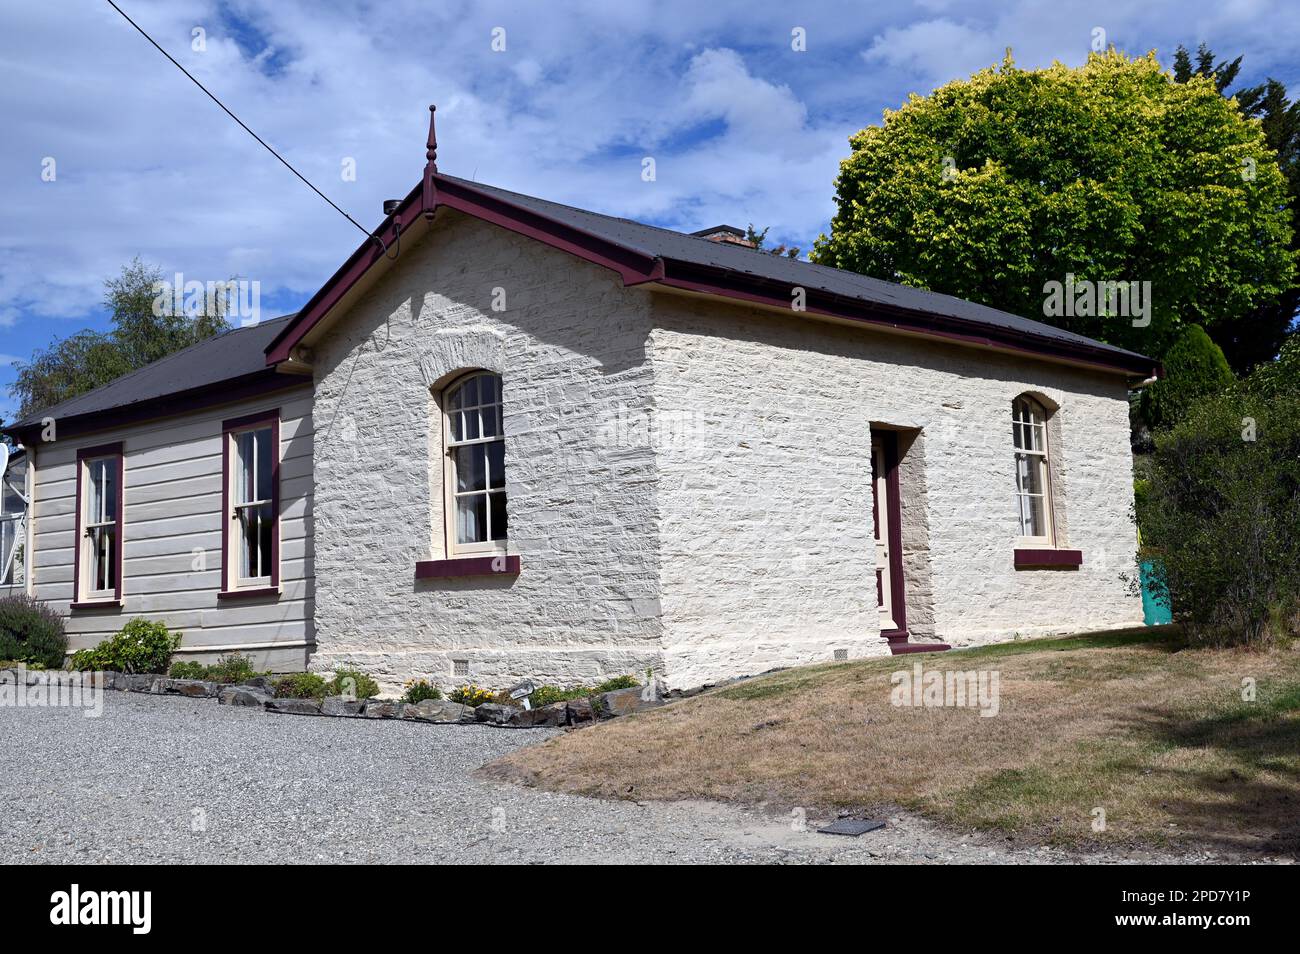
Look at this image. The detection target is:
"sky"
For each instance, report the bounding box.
[2,0,1299,423]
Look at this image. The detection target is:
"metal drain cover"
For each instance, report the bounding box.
[817,818,886,837]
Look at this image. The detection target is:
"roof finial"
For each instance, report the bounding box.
[426,104,438,172]
[423,104,439,219]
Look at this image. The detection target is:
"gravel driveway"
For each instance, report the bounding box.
[0,691,1282,864]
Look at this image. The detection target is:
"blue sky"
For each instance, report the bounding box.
[3,0,1299,423]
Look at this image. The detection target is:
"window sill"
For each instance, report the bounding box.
[1014,548,1083,569]
[217,586,281,601]
[70,599,122,611]
[415,554,520,579]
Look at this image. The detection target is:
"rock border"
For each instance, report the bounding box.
[0,666,667,730]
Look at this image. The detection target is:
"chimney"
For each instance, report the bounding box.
[690,225,755,248]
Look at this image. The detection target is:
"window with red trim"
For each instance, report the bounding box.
[222,412,280,594]
[443,372,507,555]
[74,444,124,605]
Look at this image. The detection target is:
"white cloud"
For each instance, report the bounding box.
[0,0,1296,345]
[863,18,1005,86]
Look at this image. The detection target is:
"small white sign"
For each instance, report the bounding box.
[508,680,536,709]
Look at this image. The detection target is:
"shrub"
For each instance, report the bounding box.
[1235,333,1300,402]
[208,654,264,684]
[402,679,443,704]
[327,668,379,700]
[448,684,496,707]
[274,672,329,699]
[167,653,264,684]
[593,674,639,693]
[168,660,206,680]
[68,618,180,673]
[1139,325,1235,431]
[527,675,640,707]
[0,595,68,669]
[1136,392,1300,646]
[528,684,587,707]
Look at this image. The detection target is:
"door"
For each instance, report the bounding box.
[871,435,897,632]
[870,431,907,637]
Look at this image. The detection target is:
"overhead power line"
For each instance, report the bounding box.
[103,0,374,241]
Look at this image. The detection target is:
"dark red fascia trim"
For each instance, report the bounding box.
[415,555,521,580]
[654,261,1157,378]
[2,372,306,446]
[72,441,125,607]
[1014,548,1083,569]
[265,182,421,365]
[221,409,281,596]
[435,177,663,286]
[265,176,662,365]
[264,174,1156,378]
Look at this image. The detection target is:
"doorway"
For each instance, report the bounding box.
[870,430,908,641]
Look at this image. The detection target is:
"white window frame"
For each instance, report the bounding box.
[442,371,507,556]
[78,452,122,602]
[223,419,279,592]
[1013,396,1055,546]
[0,453,29,588]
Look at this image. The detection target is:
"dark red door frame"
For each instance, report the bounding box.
[874,429,949,655]
[875,430,908,646]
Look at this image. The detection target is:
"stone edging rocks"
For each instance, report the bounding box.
[1,666,666,730]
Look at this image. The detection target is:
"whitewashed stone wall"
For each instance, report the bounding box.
[309,211,664,693]
[311,212,1143,693]
[648,292,1143,687]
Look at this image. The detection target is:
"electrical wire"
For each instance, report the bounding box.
[103,0,376,242]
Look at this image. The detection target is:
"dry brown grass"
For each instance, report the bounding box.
[484,627,1300,851]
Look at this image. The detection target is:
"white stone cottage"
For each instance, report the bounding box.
[1,118,1156,690]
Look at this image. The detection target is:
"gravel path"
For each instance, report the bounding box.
[0,692,1288,864]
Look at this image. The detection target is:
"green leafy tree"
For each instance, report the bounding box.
[1231,332,1300,402]
[10,259,231,418]
[1139,324,1235,430]
[1137,331,1300,645]
[744,223,801,258]
[1172,42,1242,93]
[813,50,1296,359]
[11,331,132,418]
[1173,44,1300,371]
[1137,391,1300,647]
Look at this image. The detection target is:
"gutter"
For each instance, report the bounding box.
[1,370,309,445]
[651,259,1159,379]
[264,170,1157,380]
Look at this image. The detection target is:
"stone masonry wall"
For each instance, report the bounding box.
[649,292,1143,687]
[310,211,664,693]
[310,209,1143,694]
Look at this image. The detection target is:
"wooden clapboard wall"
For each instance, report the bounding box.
[24,386,314,672]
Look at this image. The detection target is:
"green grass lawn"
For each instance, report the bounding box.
[486,626,1300,853]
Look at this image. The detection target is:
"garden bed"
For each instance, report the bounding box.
[0,664,666,729]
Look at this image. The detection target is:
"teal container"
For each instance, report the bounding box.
[1139,559,1172,625]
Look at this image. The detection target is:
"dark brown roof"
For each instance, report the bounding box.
[446,176,1152,366]
[5,316,303,441]
[268,172,1157,376]
[7,172,1157,444]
